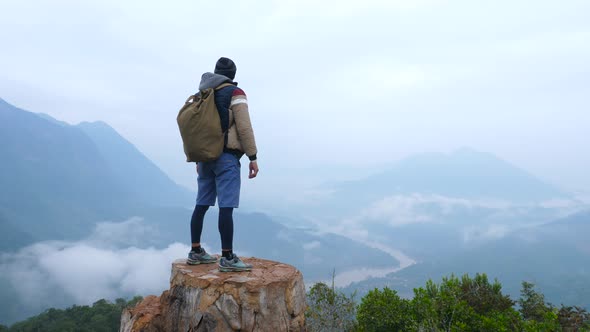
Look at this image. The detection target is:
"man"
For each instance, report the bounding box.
[187,57,259,272]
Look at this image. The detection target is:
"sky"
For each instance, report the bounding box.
[1,0,589,193]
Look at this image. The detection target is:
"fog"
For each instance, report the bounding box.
[1,1,589,321]
[0,219,204,321]
[1,0,589,194]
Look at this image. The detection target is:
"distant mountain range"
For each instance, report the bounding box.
[308,148,570,219]
[297,148,580,261]
[264,138,589,304]
[343,210,590,309]
[0,97,192,247]
[276,145,590,311]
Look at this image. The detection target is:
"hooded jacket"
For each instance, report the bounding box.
[198,73,258,161]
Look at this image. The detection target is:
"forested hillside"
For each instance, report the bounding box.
[307,274,590,331]
[0,297,142,332]
[3,275,588,331]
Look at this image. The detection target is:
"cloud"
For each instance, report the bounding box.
[86,217,159,248]
[0,219,194,322]
[316,194,487,242]
[538,198,581,209]
[317,193,588,246]
[461,224,509,243]
[303,241,321,250]
[276,229,295,243]
[354,193,512,227]
[576,194,590,205]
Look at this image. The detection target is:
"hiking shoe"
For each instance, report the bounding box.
[219,254,252,272]
[187,248,217,265]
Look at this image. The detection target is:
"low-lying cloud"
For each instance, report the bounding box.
[85,217,160,248]
[315,193,589,248]
[358,194,514,227]
[323,194,510,240]
[0,218,195,324]
[461,224,510,243]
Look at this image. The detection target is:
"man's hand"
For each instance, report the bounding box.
[249,160,259,179]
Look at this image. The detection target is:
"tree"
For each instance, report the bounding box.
[520,310,560,332]
[558,305,590,331]
[518,281,552,322]
[412,274,520,331]
[458,273,514,314]
[356,287,413,331]
[3,296,143,332]
[306,280,357,332]
[412,276,474,331]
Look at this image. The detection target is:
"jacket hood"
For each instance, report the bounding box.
[198,72,234,91]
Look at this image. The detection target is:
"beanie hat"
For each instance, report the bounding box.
[214,57,237,80]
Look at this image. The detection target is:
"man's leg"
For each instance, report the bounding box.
[214,153,240,259]
[187,161,217,265]
[218,207,252,271]
[194,160,216,247]
[215,153,252,271]
[218,207,234,259]
[188,203,217,265]
[191,205,209,251]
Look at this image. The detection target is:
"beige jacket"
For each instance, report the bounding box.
[226,89,258,160]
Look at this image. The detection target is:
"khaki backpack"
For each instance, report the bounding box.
[177,83,233,162]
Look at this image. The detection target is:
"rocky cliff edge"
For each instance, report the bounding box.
[120,257,306,332]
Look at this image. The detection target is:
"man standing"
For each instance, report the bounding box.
[187,57,259,272]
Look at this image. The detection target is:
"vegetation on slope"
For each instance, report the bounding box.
[307,273,590,332]
[0,297,142,332]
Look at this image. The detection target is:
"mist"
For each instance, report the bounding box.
[1,0,589,193]
[0,219,201,323]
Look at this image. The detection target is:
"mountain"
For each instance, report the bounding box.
[76,121,191,207]
[308,148,568,217]
[295,148,582,262]
[353,148,565,200]
[344,210,590,309]
[284,148,589,311]
[0,98,192,246]
[0,214,33,251]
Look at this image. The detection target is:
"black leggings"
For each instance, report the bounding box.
[190,205,234,250]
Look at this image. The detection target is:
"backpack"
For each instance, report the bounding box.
[177,83,233,162]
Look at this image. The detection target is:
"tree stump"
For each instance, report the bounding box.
[120,257,306,332]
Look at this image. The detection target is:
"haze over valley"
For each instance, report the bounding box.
[1,0,589,327]
[1,98,588,325]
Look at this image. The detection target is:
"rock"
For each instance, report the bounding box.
[120,257,306,332]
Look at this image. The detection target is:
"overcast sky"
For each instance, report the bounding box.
[1,0,589,193]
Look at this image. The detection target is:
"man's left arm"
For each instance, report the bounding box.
[230,88,259,178]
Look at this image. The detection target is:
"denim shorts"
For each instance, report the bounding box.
[196,153,241,208]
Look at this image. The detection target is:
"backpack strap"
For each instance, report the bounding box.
[211,83,237,145]
[188,83,230,105]
[214,83,235,91]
